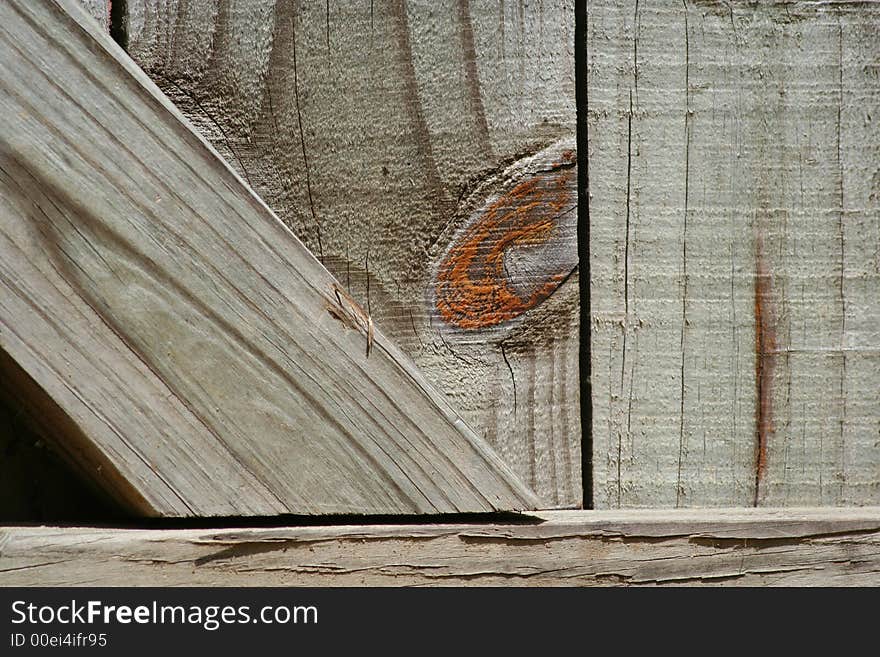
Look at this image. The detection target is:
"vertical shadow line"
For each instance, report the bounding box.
[575,0,592,509]
[109,0,128,50]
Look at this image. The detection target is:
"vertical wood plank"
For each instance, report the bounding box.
[835,13,880,505]
[589,0,880,507]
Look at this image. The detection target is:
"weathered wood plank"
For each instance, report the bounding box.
[2,508,878,585]
[0,0,538,517]
[588,0,880,507]
[123,0,582,507]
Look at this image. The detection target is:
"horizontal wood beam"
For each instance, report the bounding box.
[2,508,879,586]
[0,0,537,517]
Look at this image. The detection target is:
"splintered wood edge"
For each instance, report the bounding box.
[2,508,879,586]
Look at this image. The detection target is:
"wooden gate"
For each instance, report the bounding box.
[0,0,878,585]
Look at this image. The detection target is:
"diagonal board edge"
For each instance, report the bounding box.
[0,0,539,516]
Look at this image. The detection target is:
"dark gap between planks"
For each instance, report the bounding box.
[575,0,593,509]
[109,0,127,50]
[1,511,545,530]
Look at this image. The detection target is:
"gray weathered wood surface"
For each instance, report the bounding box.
[588,0,880,508]
[122,0,582,508]
[2,508,878,585]
[0,0,538,517]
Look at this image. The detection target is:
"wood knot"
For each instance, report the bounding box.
[434,141,577,330]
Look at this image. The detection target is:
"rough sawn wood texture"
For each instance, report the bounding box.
[588,0,880,508]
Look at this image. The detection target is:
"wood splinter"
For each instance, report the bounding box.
[331,283,374,357]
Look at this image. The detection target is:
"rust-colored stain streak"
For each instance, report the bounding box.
[753,233,776,507]
[435,151,576,330]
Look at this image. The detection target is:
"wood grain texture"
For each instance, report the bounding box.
[2,508,879,585]
[123,0,582,507]
[588,0,880,508]
[0,0,538,517]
